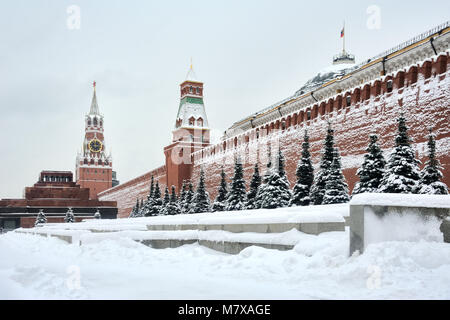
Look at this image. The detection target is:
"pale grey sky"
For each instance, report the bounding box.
[0,0,449,198]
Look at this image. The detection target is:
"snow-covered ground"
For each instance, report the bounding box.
[1,227,449,299]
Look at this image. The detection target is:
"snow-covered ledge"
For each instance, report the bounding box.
[349,193,450,256]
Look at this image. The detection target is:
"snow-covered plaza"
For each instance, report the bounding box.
[1,202,449,300]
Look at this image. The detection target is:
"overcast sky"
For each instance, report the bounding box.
[0,0,448,198]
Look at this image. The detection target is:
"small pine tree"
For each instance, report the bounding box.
[290,130,314,206]
[161,186,170,215]
[162,186,182,215]
[310,124,335,205]
[35,209,47,226]
[353,134,386,195]
[94,209,101,219]
[191,168,211,213]
[253,146,272,209]
[149,176,155,199]
[179,181,187,207]
[378,115,421,194]
[245,163,261,209]
[323,148,350,204]
[129,198,139,218]
[140,199,144,215]
[64,208,75,223]
[212,168,228,212]
[417,129,449,195]
[225,158,247,211]
[144,181,162,216]
[183,182,195,214]
[258,148,292,209]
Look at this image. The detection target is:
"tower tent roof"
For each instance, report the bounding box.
[89,85,100,115]
[185,63,201,83]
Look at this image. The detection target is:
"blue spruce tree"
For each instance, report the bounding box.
[212,168,228,212]
[225,158,247,211]
[290,130,314,206]
[353,134,386,194]
[417,128,448,194]
[378,115,421,194]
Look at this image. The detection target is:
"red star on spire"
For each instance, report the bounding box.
[93,81,96,89]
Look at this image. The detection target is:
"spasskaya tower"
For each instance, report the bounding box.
[75,82,113,199]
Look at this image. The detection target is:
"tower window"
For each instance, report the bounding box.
[346,96,351,107]
[93,117,98,126]
[196,87,200,94]
[189,117,195,126]
[197,117,203,127]
[189,86,193,93]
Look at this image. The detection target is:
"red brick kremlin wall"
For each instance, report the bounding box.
[100,53,450,218]
[98,166,167,218]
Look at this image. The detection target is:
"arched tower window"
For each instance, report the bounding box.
[189,117,195,126]
[197,117,203,127]
[93,117,98,126]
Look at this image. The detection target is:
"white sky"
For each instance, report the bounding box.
[0,0,449,198]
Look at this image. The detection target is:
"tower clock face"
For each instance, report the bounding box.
[88,139,102,153]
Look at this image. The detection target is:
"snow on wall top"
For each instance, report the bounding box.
[227,21,450,132]
[350,193,450,208]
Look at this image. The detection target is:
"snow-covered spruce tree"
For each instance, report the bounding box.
[64,208,75,223]
[162,186,182,215]
[34,209,47,226]
[310,124,335,205]
[129,198,139,218]
[152,182,163,215]
[245,163,261,209]
[179,180,187,209]
[258,148,292,209]
[417,129,449,195]
[378,115,421,194]
[212,168,228,212]
[143,181,162,216]
[323,148,350,204]
[139,199,144,215]
[353,134,386,195]
[183,181,195,214]
[161,186,170,215]
[149,176,155,199]
[191,168,211,213]
[94,209,101,219]
[225,158,247,211]
[253,146,273,209]
[290,130,314,206]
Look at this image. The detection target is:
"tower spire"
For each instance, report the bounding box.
[185,58,198,82]
[89,81,100,115]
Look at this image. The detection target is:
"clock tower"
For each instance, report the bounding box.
[75,82,113,199]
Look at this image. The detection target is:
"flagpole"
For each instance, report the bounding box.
[343,21,345,54]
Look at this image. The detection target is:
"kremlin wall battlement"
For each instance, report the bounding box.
[99,23,450,218]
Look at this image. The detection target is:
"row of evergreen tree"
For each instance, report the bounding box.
[130,115,448,218]
[34,208,101,226]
